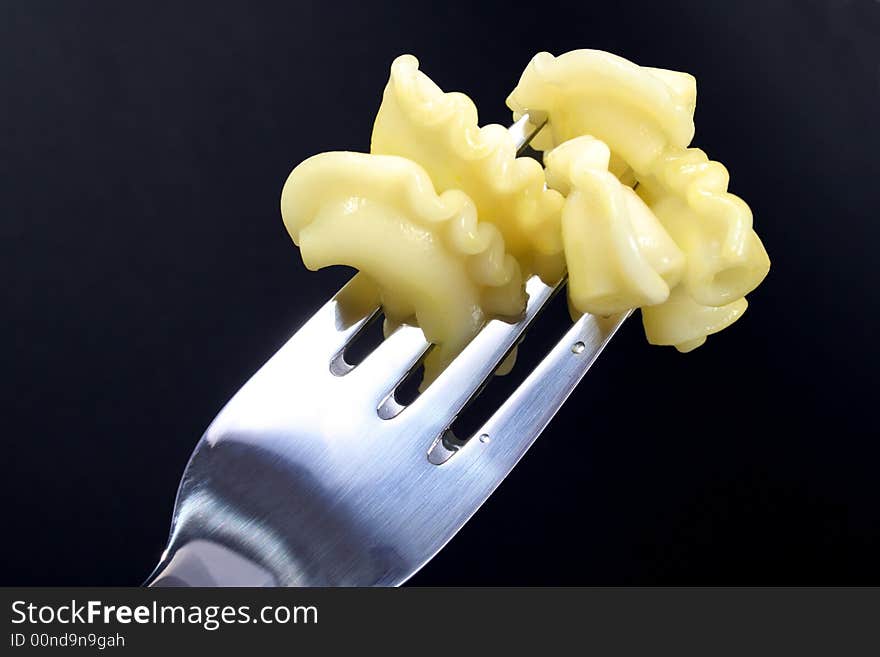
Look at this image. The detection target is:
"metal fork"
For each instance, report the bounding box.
[145,114,630,587]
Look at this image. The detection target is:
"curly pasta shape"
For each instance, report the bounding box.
[544,136,684,315]
[507,49,769,308]
[507,49,696,169]
[371,54,565,282]
[641,285,748,353]
[280,151,525,376]
[636,149,770,306]
[278,50,770,367]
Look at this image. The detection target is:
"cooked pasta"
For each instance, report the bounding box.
[280,151,524,376]
[507,48,769,346]
[372,54,566,282]
[280,48,770,378]
[544,136,684,316]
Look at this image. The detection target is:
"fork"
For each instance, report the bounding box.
[145,114,630,586]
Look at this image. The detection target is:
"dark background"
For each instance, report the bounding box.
[1,0,878,585]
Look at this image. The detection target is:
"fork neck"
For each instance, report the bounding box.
[146,540,278,587]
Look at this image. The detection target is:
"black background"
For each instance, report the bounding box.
[1,0,878,586]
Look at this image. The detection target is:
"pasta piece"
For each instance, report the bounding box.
[507,49,770,308]
[280,151,525,377]
[636,150,770,306]
[544,136,685,315]
[371,54,565,282]
[641,285,748,352]
[506,50,696,170]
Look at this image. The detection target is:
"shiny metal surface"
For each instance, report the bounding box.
[146,114,627,586]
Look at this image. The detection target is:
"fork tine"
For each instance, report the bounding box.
[405,275,561,429]
[344,324,431,393]
[458,310,630,460]
[286,275,381,361]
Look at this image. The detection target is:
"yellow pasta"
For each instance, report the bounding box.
[636,150,770,307]
[280,151,524,376]
[279,48,771,378]
[507,49,770,309]
[507,49,697,170]
[371,54,565,282]
[642,285,748,353]
[544,136,684,315]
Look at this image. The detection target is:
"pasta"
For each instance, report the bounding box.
[280,49,770,378]
[507,51,697,167]
[543,136,684,316]
[641,285,748,353]
[372,55,566,283]
[507,48,770,348]
[280,151,524,377]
